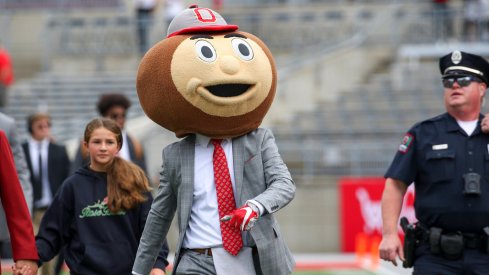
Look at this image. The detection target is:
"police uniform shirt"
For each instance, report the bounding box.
[385,112,489,233]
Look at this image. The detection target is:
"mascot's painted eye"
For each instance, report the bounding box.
[195,40,217,62]
[231,38,253,61]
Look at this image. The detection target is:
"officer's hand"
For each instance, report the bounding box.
[379,234,405,267]
[482,113,489,133]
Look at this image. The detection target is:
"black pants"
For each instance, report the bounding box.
[0,240,12,258]
[413,244,489,275]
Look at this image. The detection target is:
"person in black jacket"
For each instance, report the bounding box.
[22,112,70,221]
[22,112,70,275]
[36,117,169,274]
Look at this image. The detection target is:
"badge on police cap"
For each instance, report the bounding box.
[451,51,462,64]
[398,133,413,154]
[439,50,489,86]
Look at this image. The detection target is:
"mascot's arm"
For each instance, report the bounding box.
[222,129,295,231]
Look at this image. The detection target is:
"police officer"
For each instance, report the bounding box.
[379,50,489,274]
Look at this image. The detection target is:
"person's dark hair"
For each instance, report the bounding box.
[96,93,131,116]
[84,117,150,212]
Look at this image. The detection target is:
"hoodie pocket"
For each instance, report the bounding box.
[80,241,134,274]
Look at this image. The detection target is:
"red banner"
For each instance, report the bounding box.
[339,177,415,252]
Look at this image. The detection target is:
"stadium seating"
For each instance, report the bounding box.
[4,71,143,143]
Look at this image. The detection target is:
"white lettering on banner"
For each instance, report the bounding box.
[355,188,381,234]
[355,185,416,234]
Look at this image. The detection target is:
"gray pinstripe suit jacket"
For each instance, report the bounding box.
[133,128,296,275]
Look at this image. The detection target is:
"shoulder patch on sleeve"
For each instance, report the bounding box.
[398,133,414,154]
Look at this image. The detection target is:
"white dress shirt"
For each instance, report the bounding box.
[457,119,478,136]
[119,131,131,161]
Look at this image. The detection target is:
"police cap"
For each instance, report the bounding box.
[439,50,489,86]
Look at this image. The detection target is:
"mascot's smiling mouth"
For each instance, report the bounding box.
[206,84,251,97]
[190,78,260,106]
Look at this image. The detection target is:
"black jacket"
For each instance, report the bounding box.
[35,166,169,274]
[22,141,71,205]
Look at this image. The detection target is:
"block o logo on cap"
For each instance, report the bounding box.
[194,8,217,23]
[167,5,239,38]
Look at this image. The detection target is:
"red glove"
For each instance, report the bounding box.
[221,205,258,231]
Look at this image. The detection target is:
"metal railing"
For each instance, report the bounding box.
[35,2,489,69]
[39,2,403,70]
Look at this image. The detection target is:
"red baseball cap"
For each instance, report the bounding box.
[167,4,239,38]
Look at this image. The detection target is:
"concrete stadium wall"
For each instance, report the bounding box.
[275,176,341,253]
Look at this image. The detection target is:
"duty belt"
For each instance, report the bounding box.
[417,226,489,260]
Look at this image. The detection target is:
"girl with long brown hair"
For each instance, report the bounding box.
[36,118,168,275]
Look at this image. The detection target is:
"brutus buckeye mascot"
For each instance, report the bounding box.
[132,5,296,275]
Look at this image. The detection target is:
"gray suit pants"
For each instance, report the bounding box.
[175,249,263,275]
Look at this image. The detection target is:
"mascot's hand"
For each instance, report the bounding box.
[221,205,258,231]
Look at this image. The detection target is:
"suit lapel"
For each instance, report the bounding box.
[232,137,244,205]
[180,136,195,229]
